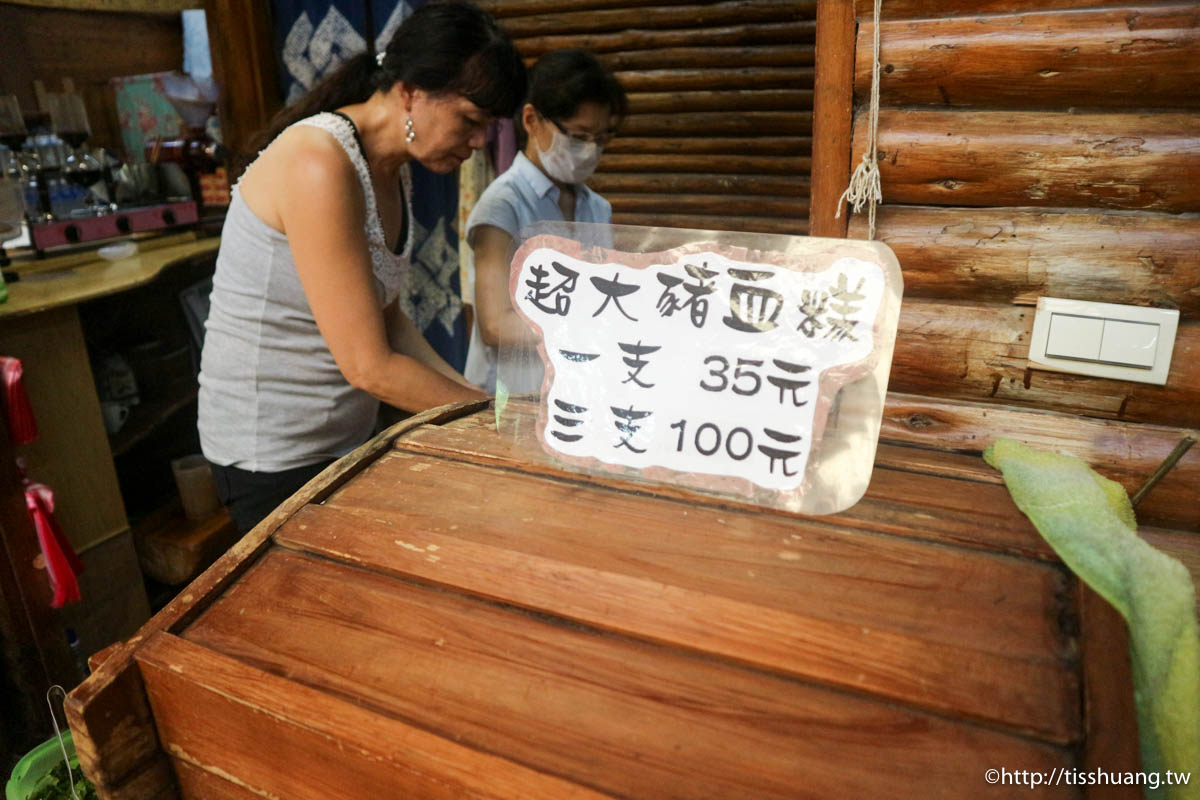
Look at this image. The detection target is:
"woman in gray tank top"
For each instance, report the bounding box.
[198,1,526,533]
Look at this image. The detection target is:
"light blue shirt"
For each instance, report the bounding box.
[464,152,612,390]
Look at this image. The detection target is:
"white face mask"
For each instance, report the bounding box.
[537,127,601,185]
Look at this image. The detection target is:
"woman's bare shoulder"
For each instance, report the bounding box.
[240,123,361,228]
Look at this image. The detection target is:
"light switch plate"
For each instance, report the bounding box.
[1028,298,1178,385]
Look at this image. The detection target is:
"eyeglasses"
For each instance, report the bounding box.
[545,115,614,147]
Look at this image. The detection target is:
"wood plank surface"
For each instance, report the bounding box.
[626,89,812,114]
[182,550,1076,798]
[608,193,807,217]
[398,409,1056,559]
[138,633,617,800]
[64,400,489,796]
[304,449,1080,739]
[614,66,815,91]
[810,0,857,237]
[856,7,1200,109]
[510,20,815,57]
[620,110,811,136]
[602,44,813,70]
[590,172,809,197]
[600,153,811,174]
[610,212,808,235]
[891,299,1200,429]
[854,0,1153,19]
[881,394,1200,532]
[605,135,810,155]
[854,109,1200,212]
[499,0,814,38]
[850,206,1200,316]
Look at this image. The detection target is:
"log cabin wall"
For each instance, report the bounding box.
[476,0,817,235]
[808,0,1200,537]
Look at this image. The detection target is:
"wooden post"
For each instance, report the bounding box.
[810,0,856,237]
[203,0,281,160]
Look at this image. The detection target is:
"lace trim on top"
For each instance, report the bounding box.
[289,112,413,305]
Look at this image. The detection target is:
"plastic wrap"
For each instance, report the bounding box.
[496,222,902,514]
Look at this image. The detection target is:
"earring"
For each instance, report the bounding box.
[404,117,416,143]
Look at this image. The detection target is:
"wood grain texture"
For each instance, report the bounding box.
[510,20,814,57]
[614,66,815,91]
[306,450,1080,739]
[590,172,808,196]
[857,6,1200,109]
[626,89,813,114]
[139,633,617,800]
[396,409,1054,560]
[854,0,1147,19]
[891,299,1200,429]
[1077,587,1142,798]
[605,135,810,155]
[608,193,807,217]
[65,401,488,795]
[600,153,811,174]
[203,0,281,160]
[881,394,1200,532]
[183,550,1076,798]
[810,0,856,237]
[620,110,811,136]
[602,44,813,70]
[854,109,1200,212]
[610,212,807,235]
[850,206,1200,316]
[499,0,814,38]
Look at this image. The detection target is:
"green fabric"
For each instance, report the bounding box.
[984,439,1199,799]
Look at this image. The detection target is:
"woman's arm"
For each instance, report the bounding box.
[471,224,541,349]
[270,130,486,411]
[384,301,479,390]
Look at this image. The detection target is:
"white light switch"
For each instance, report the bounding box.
[1029,298,1178,385]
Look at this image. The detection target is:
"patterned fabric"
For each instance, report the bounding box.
[271,0,469,370]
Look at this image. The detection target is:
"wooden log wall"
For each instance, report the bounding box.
[476,0,816,235]
[808,1,1200,530]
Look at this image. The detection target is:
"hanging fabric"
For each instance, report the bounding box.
[270,0,470,370]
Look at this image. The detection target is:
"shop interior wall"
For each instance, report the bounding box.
[0,3,189,154]
[478,0,817,235]
[818,1,1200,539]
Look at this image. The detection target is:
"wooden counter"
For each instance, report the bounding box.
[65,400,1140,800]
[0,233,220,661]
[1,234,221,319]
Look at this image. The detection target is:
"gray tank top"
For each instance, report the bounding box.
[198,112,413,471]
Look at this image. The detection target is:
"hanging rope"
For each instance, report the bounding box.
[836,0,883,239]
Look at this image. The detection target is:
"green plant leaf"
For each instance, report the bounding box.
[984,439,1199,800]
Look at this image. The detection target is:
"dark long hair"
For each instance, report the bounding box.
[517,49,628,148]
[235,0,525,177]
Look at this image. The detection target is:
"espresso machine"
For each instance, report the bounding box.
[1,89,206,256]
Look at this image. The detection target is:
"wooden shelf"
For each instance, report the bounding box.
[132,498,237,586]
[109,381,198,457]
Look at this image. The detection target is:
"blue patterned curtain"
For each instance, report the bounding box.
[270,0,468,370]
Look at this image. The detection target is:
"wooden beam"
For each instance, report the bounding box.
[512,20,814,57]
[850,206,1200,317]
[610,212,807,235]
[626,89,813,114]
[605,136,810,156]
[499,0,815,38]
[590,172,809,196]
[614,66,814,92]
[600,44,813,71]
[810,0,856,237]
[619,110,811,136]
[203,0,281,160]
[854,0,1119,18]
[856,109,1200,212]
[856,7,1200,110]
[600,153,811,174]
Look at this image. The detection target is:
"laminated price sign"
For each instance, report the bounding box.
[509,230,903,513]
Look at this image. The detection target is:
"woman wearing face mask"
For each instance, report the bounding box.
[198,1,526,534]
[464,49,627,392]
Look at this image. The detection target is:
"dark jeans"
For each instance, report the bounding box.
[208,459,335,534]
